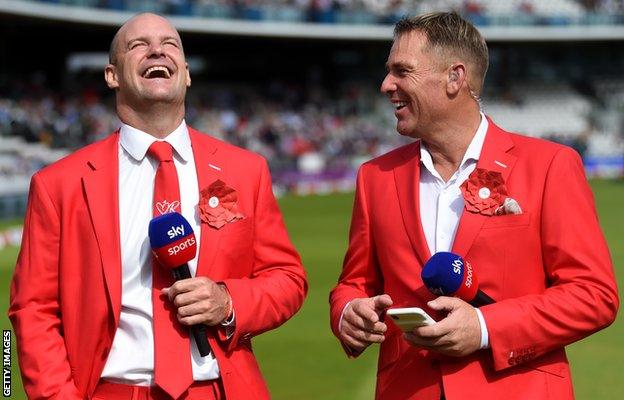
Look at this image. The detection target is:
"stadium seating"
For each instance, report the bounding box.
[2,78,621,191]
[19,0,624,26]
[0,0,622,209]
[483,83,592,138]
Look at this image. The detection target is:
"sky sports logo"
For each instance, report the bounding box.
[149,213,197,268]
[167,224,186,239]
[2,330,10,397]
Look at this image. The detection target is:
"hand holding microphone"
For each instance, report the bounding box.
[402,295,483,357]
[149,212,231,357]
[401,252,493,356]
[162,278,232,326]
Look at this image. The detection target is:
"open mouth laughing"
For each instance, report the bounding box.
[142,65,172,79]
[394,101,408,110]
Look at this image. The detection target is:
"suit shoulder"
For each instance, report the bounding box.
[506,131,581,165]
[360,141,419,173]
[190,129,265,166]
[508,131,566,153]
[36,133,118,180]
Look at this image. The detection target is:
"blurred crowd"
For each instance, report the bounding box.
[2,72,623,195]
[34,0,624,25]
[0,77,407,188]
[581,0,624,13]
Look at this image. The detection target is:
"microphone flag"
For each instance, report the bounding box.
[149,212,197,269]
[421,251,479,301]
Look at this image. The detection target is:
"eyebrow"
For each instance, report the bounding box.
[385,61,413,72]
[126,35,181,48]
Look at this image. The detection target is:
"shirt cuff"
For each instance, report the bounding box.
[220,309,235,339]
[218,284,235,339]
[221,309,235,326]
[338,301,352,333]
[475,307,490,349]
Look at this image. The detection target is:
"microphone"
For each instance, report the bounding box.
[148,212,212,357]
[421,252,495,307]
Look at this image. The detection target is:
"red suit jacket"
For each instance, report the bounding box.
[330,119,618,400]
[9,128,307,399]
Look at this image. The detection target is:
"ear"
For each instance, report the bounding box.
[185,62,191,87]
[446,63,467,96]
[104,64,119,89]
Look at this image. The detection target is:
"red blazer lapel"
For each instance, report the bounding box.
[82,132,122,324]
[393,141,432,266]
[478,117,518,183]
[452,119,517,257]
[189,128,228,278]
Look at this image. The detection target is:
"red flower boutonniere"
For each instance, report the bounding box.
[198,179,245,229]
[460,168,508,216]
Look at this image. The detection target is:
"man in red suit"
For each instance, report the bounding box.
[9,13,307,400]
[330,12,618,400]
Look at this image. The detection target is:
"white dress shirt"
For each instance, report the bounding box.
[419,113,489,349]
[100,121,220,384]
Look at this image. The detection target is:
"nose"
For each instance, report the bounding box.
[380,73,396,95]
[147,41,166,58]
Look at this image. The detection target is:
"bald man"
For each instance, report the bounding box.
[9,13,307,400]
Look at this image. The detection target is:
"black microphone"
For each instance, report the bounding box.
[421,252,495,307]
[148,212,211,357]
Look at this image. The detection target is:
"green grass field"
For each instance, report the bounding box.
[1,180,622,399]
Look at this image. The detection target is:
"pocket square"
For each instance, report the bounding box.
[495,198,523,215]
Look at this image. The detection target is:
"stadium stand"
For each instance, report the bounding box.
[19,0,624,25]
[482,83,592,138]
[1,0,623,218]
[2,76,622,201]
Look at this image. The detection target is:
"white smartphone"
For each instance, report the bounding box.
[386,307,436,332]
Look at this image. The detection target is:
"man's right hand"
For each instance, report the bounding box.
[339,294,393,353]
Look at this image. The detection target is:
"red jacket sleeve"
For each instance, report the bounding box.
[481,147,619,371]
[329,166,383,355]
[8,173,82,399]
[220,159,307,351]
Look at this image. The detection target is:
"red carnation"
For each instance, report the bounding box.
[198,180,245,229]
[460,168,507,216]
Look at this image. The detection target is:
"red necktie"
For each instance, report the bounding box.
[148,141,193,399]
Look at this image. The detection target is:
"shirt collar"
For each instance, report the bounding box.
[420,112,489,177]
[460,112,489,165]
[119,120,192,162]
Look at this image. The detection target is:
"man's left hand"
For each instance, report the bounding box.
[162,277,231,326]
[404,296,481,357]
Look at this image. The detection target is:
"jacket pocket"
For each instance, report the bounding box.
[219,217,253,237]
[482,212,531,229]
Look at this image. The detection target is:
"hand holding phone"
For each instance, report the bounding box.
[386,307,436,332]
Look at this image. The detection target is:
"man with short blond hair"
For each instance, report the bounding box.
[393,12,489,95]
[330,11,618,400]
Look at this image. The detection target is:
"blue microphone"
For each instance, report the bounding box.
[149,212,197,276]
[421,252,495,307]
[149,212,211,357]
